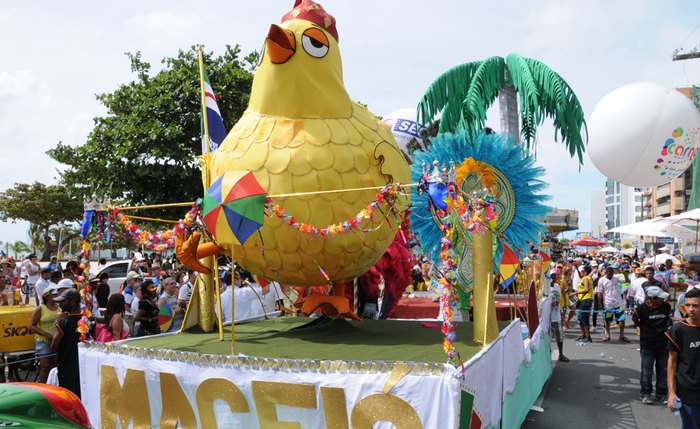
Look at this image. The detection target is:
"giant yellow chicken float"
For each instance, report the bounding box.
[179,0,410,318]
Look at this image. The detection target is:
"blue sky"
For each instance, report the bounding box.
[0,0,699,246]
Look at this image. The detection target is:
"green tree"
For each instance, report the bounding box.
[0,182,84,261]
[417,53,587,164]
[48,46,257,221]
[11,241,30,258]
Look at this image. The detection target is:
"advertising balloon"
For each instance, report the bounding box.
[588,82,700,187]
[382,108,424,161]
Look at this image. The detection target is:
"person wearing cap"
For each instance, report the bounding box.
[629,268,648,307]
[121,271,140,312]
[666,287,700,423]
[29,284,60,383]
[34,268,53,302]
[23,254,41,305]
[47,256,62,272]
[632,286,671,405]
[50,288,83,398]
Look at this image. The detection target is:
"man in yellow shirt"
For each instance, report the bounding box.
[573,265,594,342]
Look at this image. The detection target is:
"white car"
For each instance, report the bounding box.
[94,260,136,296]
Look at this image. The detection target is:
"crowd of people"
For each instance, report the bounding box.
[0,251,288,400]
[548,252,700,426]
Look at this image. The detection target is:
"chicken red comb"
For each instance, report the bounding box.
[281,0,338,42]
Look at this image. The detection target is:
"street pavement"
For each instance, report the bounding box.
[522,322,680,429]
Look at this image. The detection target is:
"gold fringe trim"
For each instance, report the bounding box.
[455,158,497,193]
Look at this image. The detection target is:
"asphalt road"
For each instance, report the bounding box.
[522,322,680,429]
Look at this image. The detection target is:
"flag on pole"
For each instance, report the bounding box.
[199,59,227,155]
[56,228,64,260]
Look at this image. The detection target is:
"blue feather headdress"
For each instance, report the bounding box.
[410,131,550,271]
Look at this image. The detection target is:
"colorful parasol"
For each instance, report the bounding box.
[158,304,174,333]
[499,244,519,289]
[569,237,606,247]
[202,171,267,245]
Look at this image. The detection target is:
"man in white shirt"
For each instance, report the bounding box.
[630,269,648,306]
[34,268,52,302]
[263,280,284,315]
[234,270,268,321]
[216,273,233,324]
[598,266,629,342]
[23,254,41,305]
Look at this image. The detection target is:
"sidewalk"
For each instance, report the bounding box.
[521,323,679,429]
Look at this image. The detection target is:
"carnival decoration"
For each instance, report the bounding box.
[158,304,174,333]
[588,82,700,187]
[182,0,411,318]
[202,171,267,245]
[678,292,687,318]
[499,244,520,289]
[411,131,550,277]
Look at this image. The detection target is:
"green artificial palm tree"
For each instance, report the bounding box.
[417,53,587,164]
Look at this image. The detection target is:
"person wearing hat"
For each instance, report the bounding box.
[47,256,62,272]
[135,281,160,336]
[121,271,141,312]
[34,267,53,302]
[667,287,700,423]
[50,288,83,398]
[632,286,671,405]
[28,284,61,383]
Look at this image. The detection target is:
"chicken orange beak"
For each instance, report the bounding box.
[266,24,295,64]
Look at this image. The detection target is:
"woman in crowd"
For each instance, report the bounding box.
[135,282,160,337]
[95,294,128,342]
[28,285,59,383]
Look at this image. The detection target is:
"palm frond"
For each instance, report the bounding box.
[417,57,505,135]
[523,57,588,165]
[461,56,506,136]
[505,53,541,143]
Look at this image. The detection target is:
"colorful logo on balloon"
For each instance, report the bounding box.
[655,127,699,176]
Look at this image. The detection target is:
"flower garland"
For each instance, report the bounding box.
[438,221,461,364]
[265,184,406,237]
[107,204,203,251]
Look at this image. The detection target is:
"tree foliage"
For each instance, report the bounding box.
[48,45,257,221]
[0,182,83,260]
[417,53,587,165]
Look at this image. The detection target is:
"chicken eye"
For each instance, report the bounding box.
[302,27,329,58]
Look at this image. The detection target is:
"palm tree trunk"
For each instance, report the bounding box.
[498,71,520,144]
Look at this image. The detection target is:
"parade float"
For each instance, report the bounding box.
[74,1,588,427]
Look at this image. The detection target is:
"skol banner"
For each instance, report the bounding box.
[79,344,461,429]
[0,306,34,353]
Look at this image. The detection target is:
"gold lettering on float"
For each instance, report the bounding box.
[252,380,317,429]
[196,378,251,427]
[100,365,151,429]
[321,386,350,429]
[159,372,198,429]
[351,394,423,429]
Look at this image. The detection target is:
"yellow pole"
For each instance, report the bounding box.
[472,229,499,345]
[231,274,235,355]
[196,45,217,332]
[214,259,224,341]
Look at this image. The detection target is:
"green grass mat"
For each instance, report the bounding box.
[125,317,512,363]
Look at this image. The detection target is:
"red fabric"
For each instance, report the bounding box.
[356,221,416,318]
[94,323,127,343]
[470,410,482,429]
[281,0,339,42]
[392,297,527,321]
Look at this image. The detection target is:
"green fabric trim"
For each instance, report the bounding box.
[126,317,510,363]
[500,333,552,429]
[459,390,475,428]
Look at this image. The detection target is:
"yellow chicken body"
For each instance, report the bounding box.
[209,7,410,286]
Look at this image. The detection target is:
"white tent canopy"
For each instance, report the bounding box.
[609,218,697,240]
[599,246,619,253]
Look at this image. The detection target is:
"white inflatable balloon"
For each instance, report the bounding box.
[382,108,424,160]
[588,82,700,187]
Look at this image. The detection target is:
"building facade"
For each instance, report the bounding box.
[605,180,643,242]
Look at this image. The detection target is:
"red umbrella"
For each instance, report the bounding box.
[569,237,606,247]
